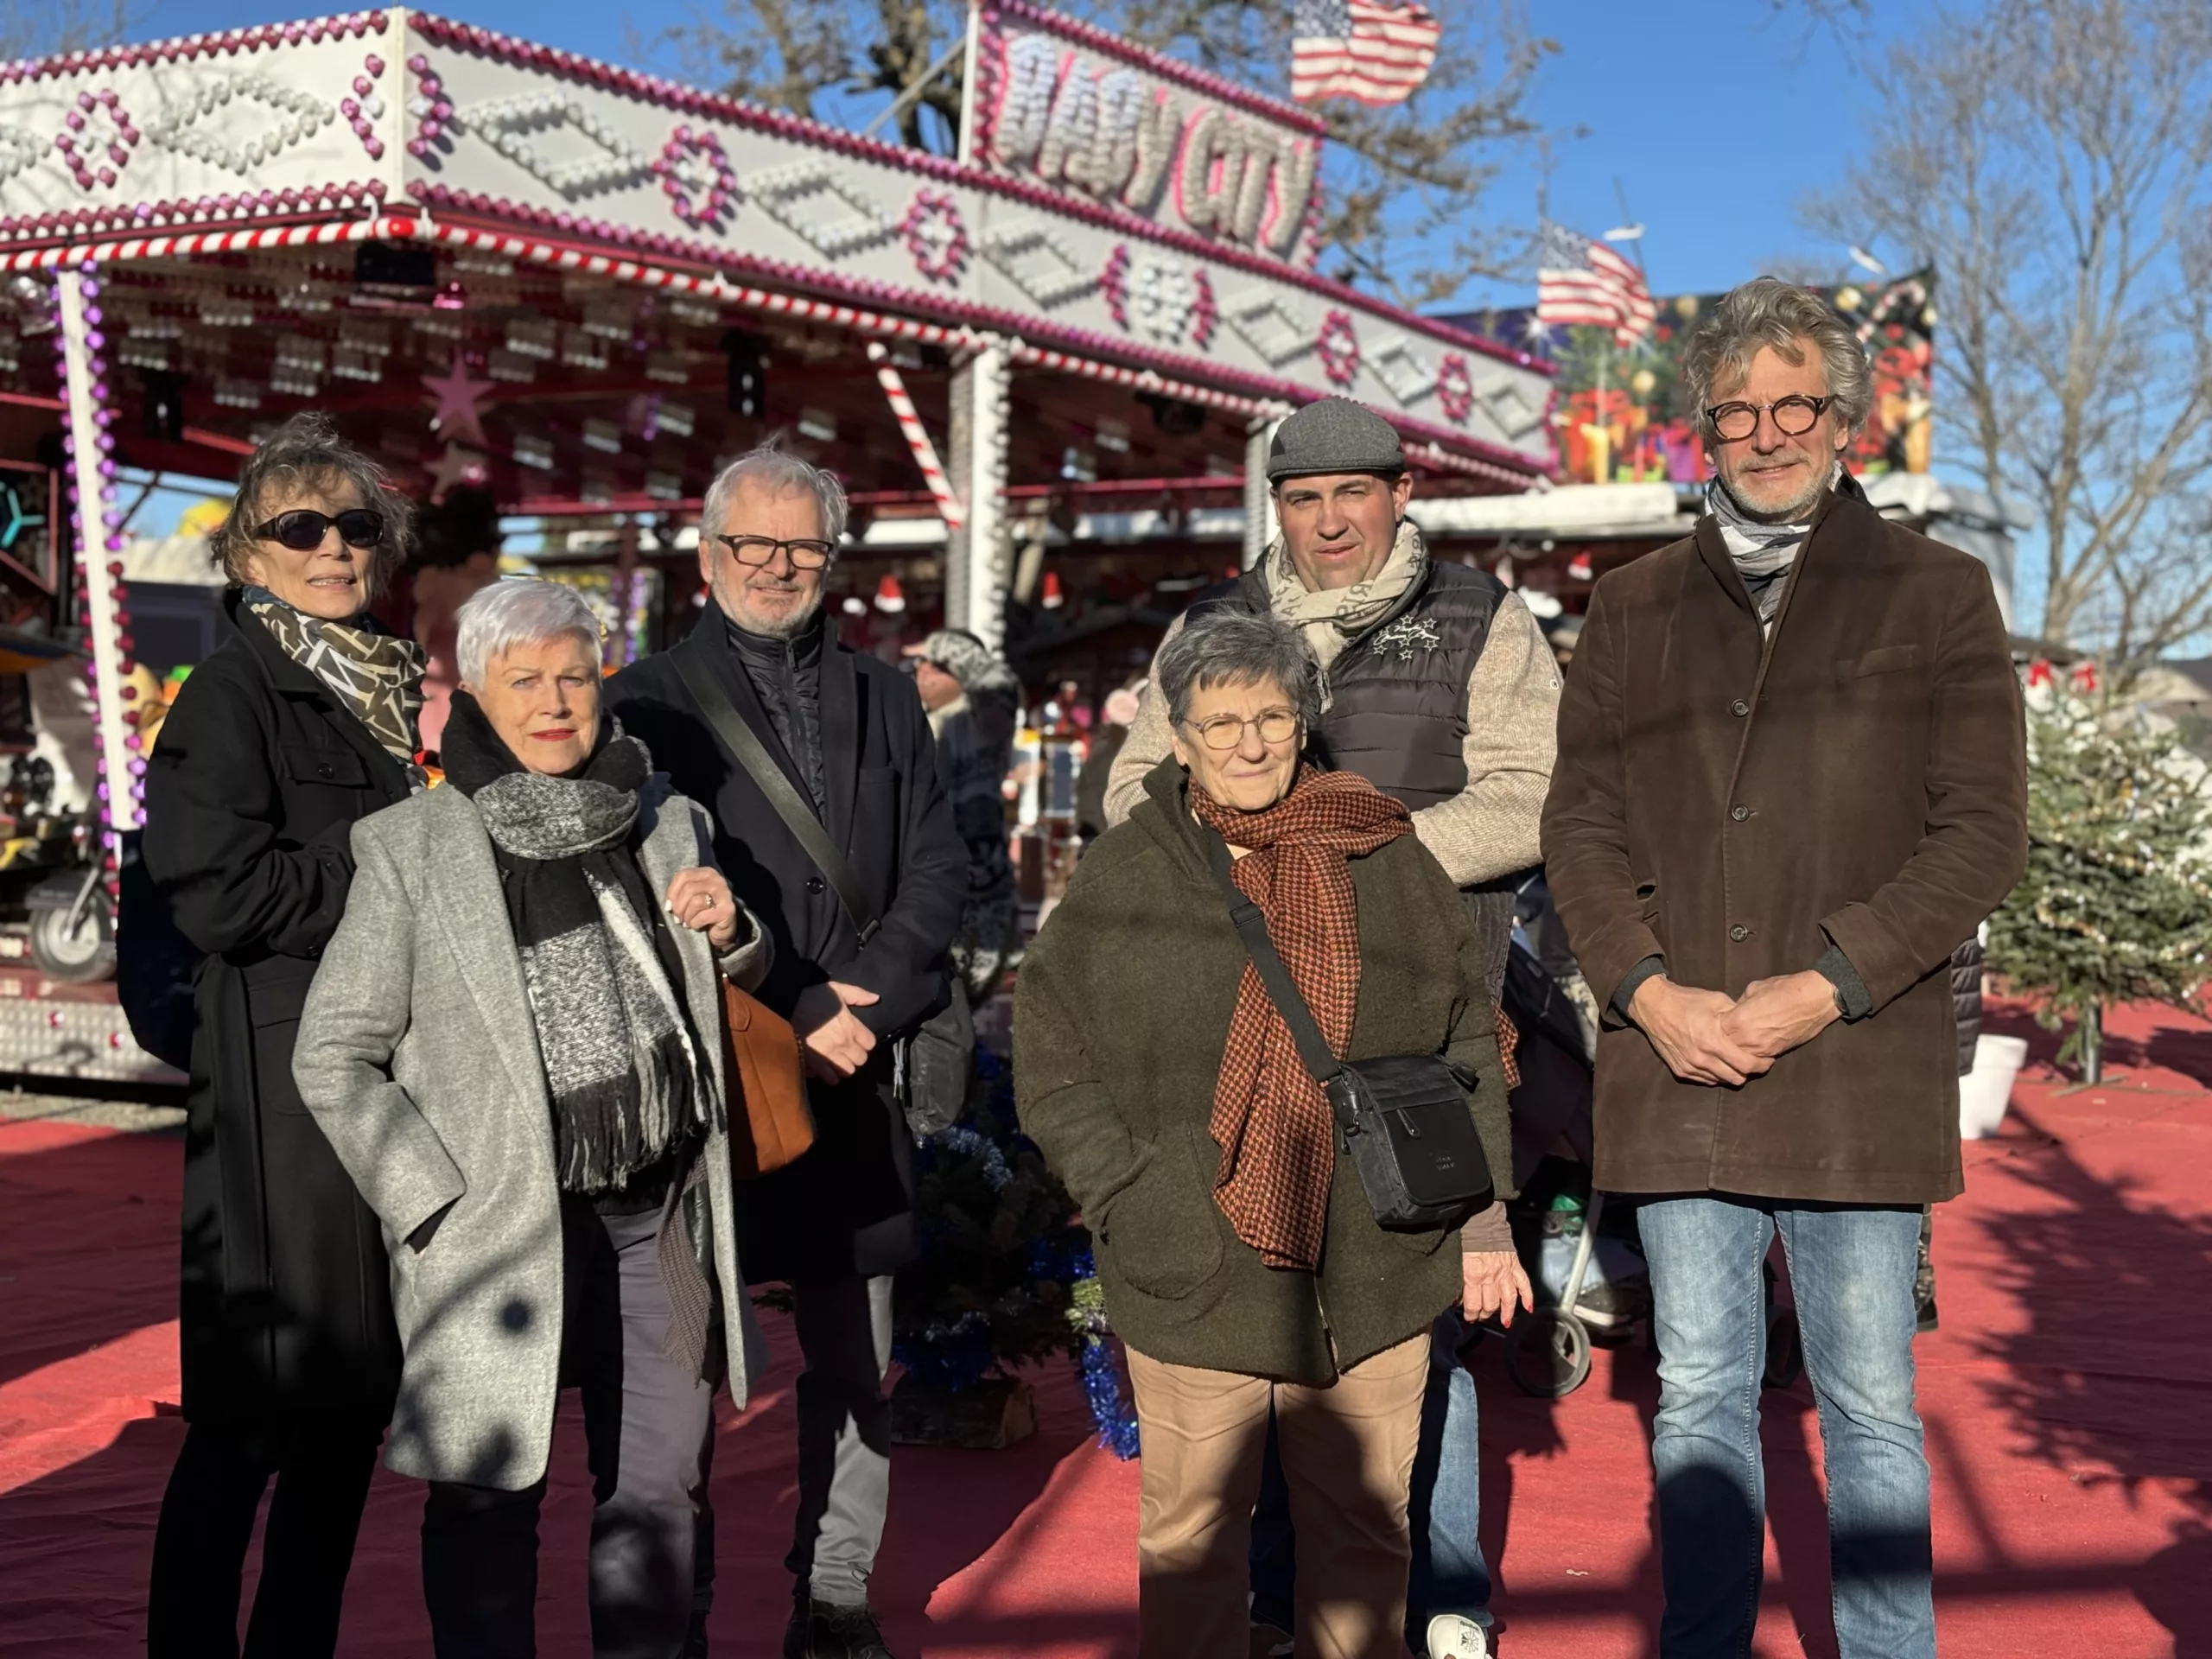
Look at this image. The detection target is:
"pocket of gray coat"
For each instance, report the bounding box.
[1836,644,1922,679]
[1100,1133,1225,1300]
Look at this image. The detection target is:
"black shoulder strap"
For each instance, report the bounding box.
[672,644,880,944]
[1205,832,1340,1084]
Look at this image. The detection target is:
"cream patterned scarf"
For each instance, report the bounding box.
[245,587,429,787]
[1262,516,1427,673]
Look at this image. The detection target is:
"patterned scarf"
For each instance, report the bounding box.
[245,586,429,787]
[440,693,716,1194]
[1192,766,1414,1270]
[1705,465,1841,628]
[1262,517,1426,674]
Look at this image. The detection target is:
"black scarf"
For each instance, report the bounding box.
[441,693,714,1193]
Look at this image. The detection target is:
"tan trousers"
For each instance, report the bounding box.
[1126,1333,1429,1659]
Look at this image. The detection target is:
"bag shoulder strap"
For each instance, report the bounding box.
[672,643,880,944]
[1205,831,1340,1085]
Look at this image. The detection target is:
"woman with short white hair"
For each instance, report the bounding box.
[295,576,770,1656]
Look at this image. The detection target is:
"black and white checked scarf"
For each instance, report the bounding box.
[440,693,715,1194]
[244,587,429,788]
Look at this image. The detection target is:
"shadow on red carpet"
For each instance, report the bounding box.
[1,995,2208,1657]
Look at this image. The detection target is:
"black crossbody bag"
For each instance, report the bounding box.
[1206,832,1492,1230]
[674,648,973,1135]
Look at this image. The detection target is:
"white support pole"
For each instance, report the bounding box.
[52,269,139,837]
[945,340,1011,648]
[1243,415,1283,570]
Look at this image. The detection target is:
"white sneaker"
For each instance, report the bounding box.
[1426,1613,1491,1659]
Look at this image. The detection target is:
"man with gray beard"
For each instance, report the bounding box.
[608,442,965,1659]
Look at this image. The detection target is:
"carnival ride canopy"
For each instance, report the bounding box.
[0,5,1554,518]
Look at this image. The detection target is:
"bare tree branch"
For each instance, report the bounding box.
[1804,0,2212,685]
[2,0,139,61]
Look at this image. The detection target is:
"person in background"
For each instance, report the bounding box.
[903,627,1020,1001]
[141,413,423,1657]
[606,443,964,1659]
[1076,678,1143,843]
[1107,396,1559,1659]
[1542,277,2026,1659]
[295,578,768,1657]
[1540,612,1582,674]
[408,485,504,756]
[1019,608,1520,1659]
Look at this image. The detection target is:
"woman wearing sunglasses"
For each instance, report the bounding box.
[141,413,425,1657]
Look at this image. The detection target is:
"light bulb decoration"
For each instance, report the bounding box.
[1315,309,1360,389]
[1435,353,1474,425]
[49,264,141,861]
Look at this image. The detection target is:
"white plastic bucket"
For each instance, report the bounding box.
[1959,1034,2029,1139]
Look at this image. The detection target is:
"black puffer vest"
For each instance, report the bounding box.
[1192,550,1505,810]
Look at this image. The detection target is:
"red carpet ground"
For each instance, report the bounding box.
[2,996,2208,1656]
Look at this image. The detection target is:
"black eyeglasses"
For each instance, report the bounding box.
[1705,395,1833,442]
[715,534,834,570]
[1183,709,1301,751]
[255,508,385,551]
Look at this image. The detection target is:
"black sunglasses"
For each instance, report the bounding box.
[255,508,385,551]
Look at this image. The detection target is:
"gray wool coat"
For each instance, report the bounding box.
[293,775,769,1490]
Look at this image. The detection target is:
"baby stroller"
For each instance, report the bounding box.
[1491,877,1804,1398]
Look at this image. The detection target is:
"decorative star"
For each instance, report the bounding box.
[424,442,489,502]
[422,348,495,449]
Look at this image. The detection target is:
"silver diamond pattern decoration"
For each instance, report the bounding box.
[144,73,334,177]
[744,161,893,259]
[981,221,1097,308]
[460,91,652,201]
[1224,290,1313,367]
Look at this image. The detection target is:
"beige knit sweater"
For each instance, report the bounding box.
[1102,530,1561,887]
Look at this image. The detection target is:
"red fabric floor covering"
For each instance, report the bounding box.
[2,995,2208,1656]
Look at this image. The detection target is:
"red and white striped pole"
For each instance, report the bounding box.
[865,341,964,530]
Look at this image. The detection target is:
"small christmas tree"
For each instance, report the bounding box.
[1987,673,2212,1080]
[889,1046,1091,1440]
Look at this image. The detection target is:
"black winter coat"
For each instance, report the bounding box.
[607,609,966,1282]
[141,594,409,1425]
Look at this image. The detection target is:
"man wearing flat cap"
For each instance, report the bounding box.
[1105,394,1560,1659]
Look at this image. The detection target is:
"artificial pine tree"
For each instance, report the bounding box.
[887,1045,1092,1446]
[1987,678,2212,1081]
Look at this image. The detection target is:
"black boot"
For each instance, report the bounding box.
[784,1592,895,1659]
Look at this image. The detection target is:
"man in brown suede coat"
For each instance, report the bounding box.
[1541,277,2025,1659]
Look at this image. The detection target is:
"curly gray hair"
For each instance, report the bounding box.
[701,435,849,548]
[1156,608,1324,733]
[1679,276,1874,435]
[207,411,415,594]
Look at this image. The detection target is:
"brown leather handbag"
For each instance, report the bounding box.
[721,982,815,1179]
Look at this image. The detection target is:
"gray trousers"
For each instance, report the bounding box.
[783,1274,895,1605]
[423,1205,717,1659]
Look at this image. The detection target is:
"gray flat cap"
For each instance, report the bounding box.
[1266,397,1406,482]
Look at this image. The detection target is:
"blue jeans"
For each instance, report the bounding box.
[1249,1312,1493,1646]
[1638,1197,1934,1659]
[1408,1309,1493,1637]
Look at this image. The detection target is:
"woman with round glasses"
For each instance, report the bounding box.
[1016,608,1515,1659]
[141,412,423,1657]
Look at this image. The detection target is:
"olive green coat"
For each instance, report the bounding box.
[1014,760,1511,1384]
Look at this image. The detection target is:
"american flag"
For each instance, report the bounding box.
[1292,0,1442,106]
[1536,222,1658,347]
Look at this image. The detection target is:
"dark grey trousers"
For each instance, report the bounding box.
[784,1274,895,1605]
[423,1205,717,1659]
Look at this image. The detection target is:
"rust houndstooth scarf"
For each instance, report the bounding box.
[1192,766,1413,1270]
